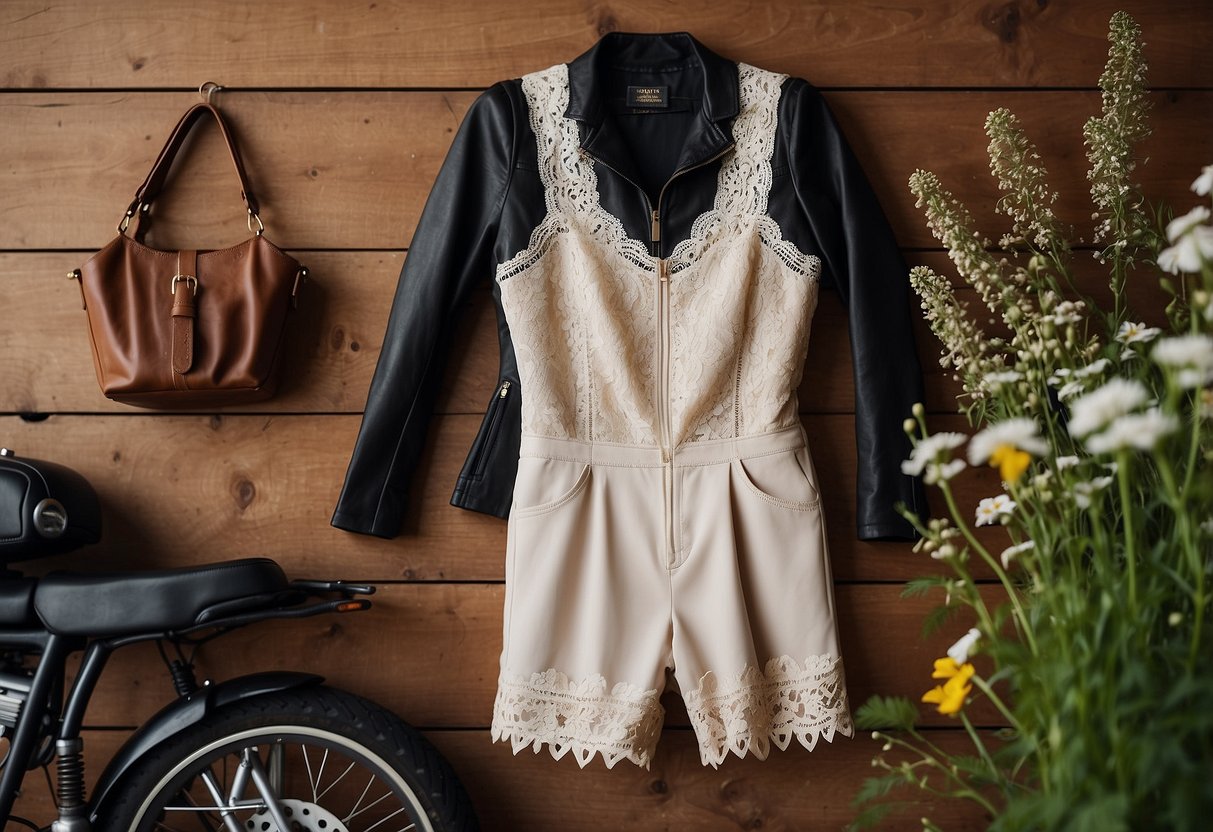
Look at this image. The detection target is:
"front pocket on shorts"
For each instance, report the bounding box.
[733,446,821,511]
[511,458,592,518]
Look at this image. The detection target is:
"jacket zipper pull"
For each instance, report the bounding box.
[498,380,511,398]
[651,209,660,242]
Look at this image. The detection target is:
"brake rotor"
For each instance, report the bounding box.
[245,798,348,831]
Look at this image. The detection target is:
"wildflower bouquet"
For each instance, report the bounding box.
[853,12,1213,831]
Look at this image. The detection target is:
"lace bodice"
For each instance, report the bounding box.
[497,61,821,446]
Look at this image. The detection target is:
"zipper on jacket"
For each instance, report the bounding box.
[580,140,736,569]
[657,255,674,567]
[469,380,511,479]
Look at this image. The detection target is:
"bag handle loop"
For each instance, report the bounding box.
[118,95,263,237]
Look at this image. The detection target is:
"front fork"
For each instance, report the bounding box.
[200,745,292,832]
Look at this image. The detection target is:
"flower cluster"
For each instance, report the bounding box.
[909,265,1006,406]
[854,13,1213,831]
[986,108,1066,253]
[1083,11,1152,252]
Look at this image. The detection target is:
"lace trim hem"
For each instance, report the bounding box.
[490,668,665,770]
[683,653,854,768]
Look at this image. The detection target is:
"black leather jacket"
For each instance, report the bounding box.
[331,31,929,541]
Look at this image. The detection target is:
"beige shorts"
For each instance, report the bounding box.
[489,423,853,769]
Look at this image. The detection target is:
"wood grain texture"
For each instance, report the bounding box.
[13,728,994,831]
[2,4,1203,828]
[0,250,1175,415]
[2,250,944,415]
[1,90,1208,251]
[0,0,1207,89]
[69,584,999,731]
[3,413,1015,582]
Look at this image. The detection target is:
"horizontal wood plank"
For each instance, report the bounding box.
[3,413,1016,582]
[1,91,1208,251]
[0,0,1206,89]
[0,250,1175,415]
[14,728,992,831]
[68,583,1000,731]
[0,251,948,416]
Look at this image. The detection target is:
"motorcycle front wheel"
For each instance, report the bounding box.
[96,685,478,832]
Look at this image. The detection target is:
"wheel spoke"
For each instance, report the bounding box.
[343,787,394,822]
[345,772,377,819]
[315,759,357,801]
[360,806,415,832]
[301,741,319,802]
[121,712,445,832]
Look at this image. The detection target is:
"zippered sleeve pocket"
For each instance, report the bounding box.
[467,379,512,479]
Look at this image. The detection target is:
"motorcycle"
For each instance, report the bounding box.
[0,447,479,831]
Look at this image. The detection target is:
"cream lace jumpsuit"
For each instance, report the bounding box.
[489,61,854,769]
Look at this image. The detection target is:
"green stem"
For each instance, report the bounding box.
[939,481,1039,656]
[960,709,1000,781]
[1115,451,1138,612]
[969,674,1024,735]
[875,732,1000,816]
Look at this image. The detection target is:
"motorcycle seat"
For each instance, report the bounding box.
[33,558,288,637]
[0,577,38,625]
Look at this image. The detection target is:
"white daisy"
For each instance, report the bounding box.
[1074,359,1111,378]
[975,494,1016,526]
[983,370,1024,389]
[967,418,1050,465]
[1055,455,1080,469]
[1000,540,1036,569]
[1057,380,1086,401]
[947,628,982,665]
[1152,334,1213,389]
[1193,165,1213,196]
[1066,378,1150,438]
[901,431,968,477]
[1115,321,1161,345]
[925,458,968,484]
[1166,206,1211,242]
[1085,409,1179,454]
[1158,225,1213,274]
[1073,475,1114,508]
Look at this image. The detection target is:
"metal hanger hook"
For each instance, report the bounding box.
[199,81,223,104]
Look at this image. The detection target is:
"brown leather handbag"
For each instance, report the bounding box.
[72,100,306,408]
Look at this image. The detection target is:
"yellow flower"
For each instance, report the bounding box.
[967,418,1049,483]
[922,658,976,715]
[989,443,1032,482]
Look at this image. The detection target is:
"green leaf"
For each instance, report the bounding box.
[852,772,912,805]
[854,695,920,731]
[901,576,951,599]
[921,602,962,637]
[846,798,905,831]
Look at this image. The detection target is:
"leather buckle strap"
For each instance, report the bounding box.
[170,250,198,377]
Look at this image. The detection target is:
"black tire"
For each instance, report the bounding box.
[95,684,478,832]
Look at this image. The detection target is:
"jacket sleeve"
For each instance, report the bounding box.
[331,82,516,538]
[784,79,929,541]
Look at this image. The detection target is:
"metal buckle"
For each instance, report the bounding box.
[171,274,198,296]
[247,210,264,236]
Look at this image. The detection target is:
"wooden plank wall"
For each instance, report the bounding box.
[1,1,1209,829]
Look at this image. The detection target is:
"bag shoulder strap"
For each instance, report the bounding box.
[119,102,261,234]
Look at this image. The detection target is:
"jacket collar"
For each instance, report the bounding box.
[563,32,738,188]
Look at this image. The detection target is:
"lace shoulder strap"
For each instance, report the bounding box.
[518,63,585,217]
[718,62,788,219]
